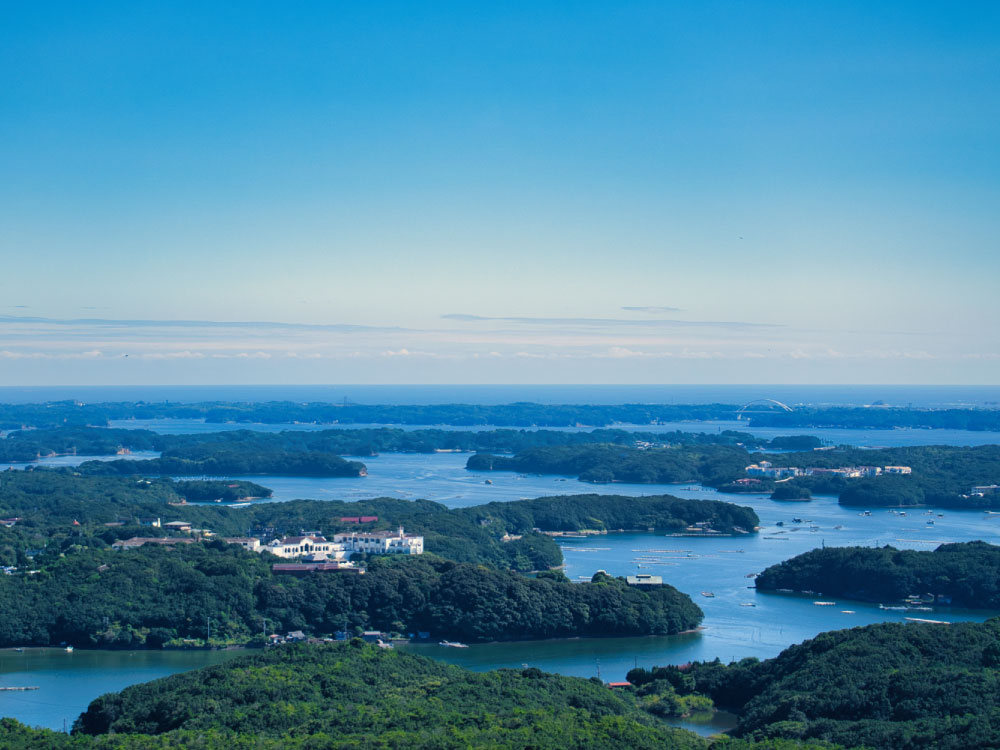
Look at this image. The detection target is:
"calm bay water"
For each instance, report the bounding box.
[3,416,1000,731]
[404,492,1000,674]
[0,648,242,733]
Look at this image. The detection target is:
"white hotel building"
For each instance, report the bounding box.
[333,527,425,556]
[259,527,424,560]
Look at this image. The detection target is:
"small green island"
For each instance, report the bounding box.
[754,541,1000,608]
[628,616,1000,750]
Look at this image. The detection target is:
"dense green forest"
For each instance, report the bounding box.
[170,479,272,502]
[72,643,706,746]
[0,471,561,571]
[468,444,1000,509]
[467,444,750,485]
[0,471,771,646]
[8,423,999,508]
[755,541,1000,607]
[454,493,759,534]
[760,444,1000,508]
[79,447,367,478]
[0,549,701,647]
[629,617,1000,750]
[7,632,976,749]
[0,470,756,569]
[2,398,998,431]
[0,642,732,750]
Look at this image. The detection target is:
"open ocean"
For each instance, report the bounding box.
[0,384,997,407]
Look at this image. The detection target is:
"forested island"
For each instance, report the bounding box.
[467,444,749,485]
[0,643,726,750]
[457,493,758,535]
[755,541,1000,607]
[2,398,999,431]
[0,548,701,648]
[0,471,768,646]
[628,617,1000,750]
[467,442,1000,511]
[80,447,368,478]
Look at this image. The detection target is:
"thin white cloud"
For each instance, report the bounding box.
[0,314,406,334]
[0,349,105,360]
[621,306,683,314]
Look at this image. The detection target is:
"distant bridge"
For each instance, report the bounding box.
[736,398,794,421]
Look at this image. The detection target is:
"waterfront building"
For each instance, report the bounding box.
[332,527,425,555]
[264,535,345,559]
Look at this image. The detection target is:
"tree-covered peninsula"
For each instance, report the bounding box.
[1,643,717,750]
[7,625,994,749]
[755,541,1000,607]
[455,493,759,535]
[0,470,755,570]
[629,617,1000,750]
[467,444,749,485]
[0,548,701,648]
[0,471,765,646]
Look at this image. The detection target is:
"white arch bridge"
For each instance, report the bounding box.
[735,398,794,420]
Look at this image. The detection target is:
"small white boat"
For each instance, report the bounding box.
[700,591,715,598]
[64,646,74,653]
[439,640,469,648]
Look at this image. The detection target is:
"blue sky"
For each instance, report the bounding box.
[1,1,998,385]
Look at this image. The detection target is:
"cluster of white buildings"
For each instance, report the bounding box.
[232,527,425,561]
[745,460,912,479]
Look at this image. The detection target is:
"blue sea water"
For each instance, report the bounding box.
[0,384,998,407]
